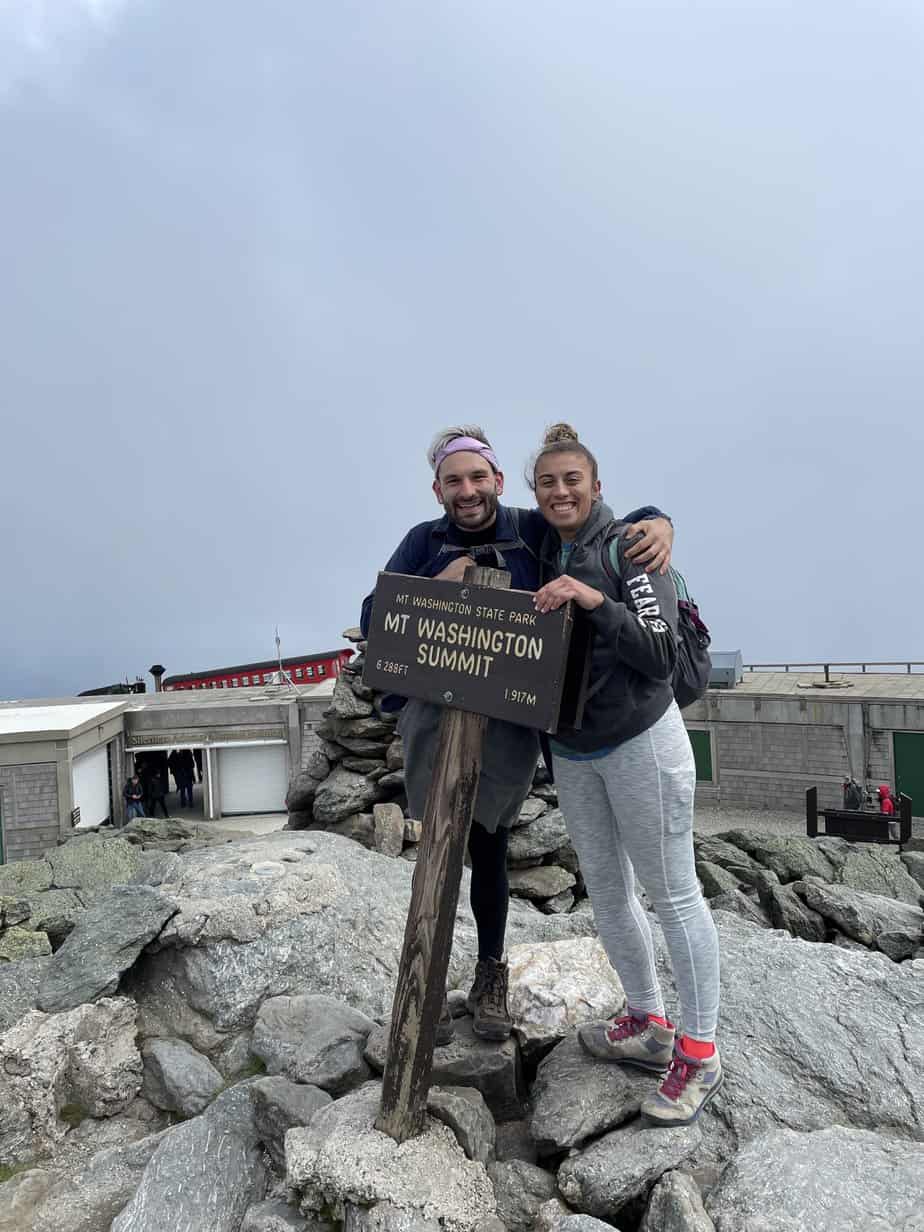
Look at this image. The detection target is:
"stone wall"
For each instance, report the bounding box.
[0,763,59,864]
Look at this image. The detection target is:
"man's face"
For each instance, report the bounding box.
[433,451,504,531]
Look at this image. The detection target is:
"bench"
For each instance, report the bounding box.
[805,787,912,849]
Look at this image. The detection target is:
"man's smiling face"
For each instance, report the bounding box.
[433,451,504,531]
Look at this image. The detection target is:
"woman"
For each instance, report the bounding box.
[531,423,721,1127]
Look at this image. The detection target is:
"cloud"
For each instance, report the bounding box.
[0,0,132,96]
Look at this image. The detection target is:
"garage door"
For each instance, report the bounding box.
[72,744,111,828]
[217,744,288,815]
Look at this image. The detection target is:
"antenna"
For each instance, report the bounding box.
[274,626,297,690]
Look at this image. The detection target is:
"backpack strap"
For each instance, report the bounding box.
[434,507,537,569]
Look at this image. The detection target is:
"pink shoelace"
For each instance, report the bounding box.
[605,1015,647,1044]
[660,1055,699,1100]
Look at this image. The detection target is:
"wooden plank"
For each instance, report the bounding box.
[375,565,509,1143]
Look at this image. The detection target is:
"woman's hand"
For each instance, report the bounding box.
[623,517,673,575]
[533,576,605,613]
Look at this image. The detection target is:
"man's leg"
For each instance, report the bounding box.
[466,821,513,1040]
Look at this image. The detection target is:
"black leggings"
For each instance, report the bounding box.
[148,798,169,818]
[468,821,510,962]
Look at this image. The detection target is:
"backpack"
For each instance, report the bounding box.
[433,507,537,571]
[601,525,712,710]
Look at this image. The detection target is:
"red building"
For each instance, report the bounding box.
[162,649,353,692]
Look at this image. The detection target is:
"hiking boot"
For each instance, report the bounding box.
[468,958,513,1041]
[436,993,454,1046]
[578,1013,675,1072]
[641,1045,724,1126]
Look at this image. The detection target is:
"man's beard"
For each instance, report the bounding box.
[446,488,499,531]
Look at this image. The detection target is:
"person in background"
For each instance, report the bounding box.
[147,769,170,819]
[843,778,863,811]
[123,773,145,820]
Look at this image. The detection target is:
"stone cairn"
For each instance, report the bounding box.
[285,629,584,914]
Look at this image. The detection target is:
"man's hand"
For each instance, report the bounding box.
[623,517,673,575]
[533,576,604,614]
[434,555,476,582]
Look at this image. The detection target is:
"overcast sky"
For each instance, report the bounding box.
[2,1,922,699]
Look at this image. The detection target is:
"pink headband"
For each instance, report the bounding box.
[433,436,500,474]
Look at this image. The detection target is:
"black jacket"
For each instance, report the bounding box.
[540,500,677,753]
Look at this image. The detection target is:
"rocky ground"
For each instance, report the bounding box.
[0,652,921,1230]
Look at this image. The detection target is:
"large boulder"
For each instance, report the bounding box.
[0,926,51,961]
[487,1160,557,1232]
[716,831,834,884]
[641,1171,715,1232]
[507,811,569,863]
[330,676,375,720]
[822,839,924,906]
[251,995,375,1093]
[249,1076,332,1172]
[0,859,53,895]
[0,956,50,1033]
[507,938,624,1052]
[285,1083,496,1232]
[37,886,178,1014]
[111,1083,267,1232]
[46,835,143,893]
[313,768,380,824]
[706,1125,924,1231]
[426,1086,495,1166]
[792,879,924,960]
[140,1037,224,1117]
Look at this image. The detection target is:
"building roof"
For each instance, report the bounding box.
[0,699,127,741]
[730,671,924,703]
[163,650,351,685]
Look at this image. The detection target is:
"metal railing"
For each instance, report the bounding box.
[744,661,924,679]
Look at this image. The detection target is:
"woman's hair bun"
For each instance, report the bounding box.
[542,422,579,446]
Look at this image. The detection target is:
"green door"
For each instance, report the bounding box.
[893,732,924,817]
[689,729,714,782]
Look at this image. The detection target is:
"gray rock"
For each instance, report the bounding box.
[834,844,924,906]
[515,797,548,826]
[111,1083,267,1232]
[494,1119,539,1165]
[531,784,558,803]
[37,885,178,1013]
[330,675,375,720]
[706,1125,924,1232]
[508,938,624,1054]
[558,1120,703,1220]
[252,994,375,1092]
[0,858,53,895]
[342,758,386,774]
[508,866,576,901]
[0,955,50,1032]
[404,819,422,843]
[285,1083,496,1232]
[507,811,569,863]
[250,1076,332,1172]
[128,851,183,887]
[793,879,923,959]
[529,1034,653,1153]
[641,1171,715,1232]
[541,890,574,914]
[901,850,924,890]
[385,740,404,771]
[337,739,392,759]
[762,882,827,942]
[287,772,320,813]
[716,831,834,883]
[695,861,742,898]
[707,891,770,929]
[313,769,380,824]
[538,1215,613,1232]
[365,1016,525,1122]
[691,837,765,889]
[140,1037,224,1117]
[242,1199,314,1231]
[0,926,51,960]
[326,812,376,848]
[373,804,405,858]
[121,817,194,848]
[0,895,30,927]
[47,835,143,891]
[345,1202,441,1232]
[377,771,405,790]
[427,1085,495,1164]
[324,715,395,742]
[24,889,85,941]
[487,1160,557,1232]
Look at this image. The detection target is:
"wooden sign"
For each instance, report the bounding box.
[362,571,574,733]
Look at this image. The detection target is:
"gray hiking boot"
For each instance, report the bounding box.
[436,993,454,1046]
[641,1044,724,1126]
[578,1013,675,1072]
[467,958,513,1041]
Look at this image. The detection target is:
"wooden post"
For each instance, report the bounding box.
[376,565,510,1143]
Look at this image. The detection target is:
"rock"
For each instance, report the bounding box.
[705,1125,924,1232]
[313,769,380,824]
[716,831,834,884]
[287,772,320,813]
[541,890,574,914]
[327,813,376,848]
[404,819,422,843]
[558,1120,703,1220]
[0,956,50,1032]
[0,859,53,895]
[344,1202,441,1232]
[695,862,742,899]
[641,1171,715,1232]
[529,1034,652,1153]
[901,850,924,890]
[494,1119,539,1165]
[537,1210,612,1232]
[111,1082,266,1231]
[508,937,624,1052]
[427,1085,495,1164]
[385,740,404,771]
[762,882,827,942]
[286,1083,496,1231]
[342,758,386,774]
[0,896,30,927]
[515,797,548,826]
[37,886,178,1013]
[0,996,141,1166]
[326,716,395,742]
[0,926,52,961]
[487,1160,557,1232]
[833,844,924,906]
[250,1076,332,1172]
[213,1030,257,1079]
[377,771,405,790]
[792,879,923,960]
[242,1199,315,1231]
[24,889,85,942]
[373,804,405,858]
[121,817,194,847]
[128,851,183,886]
[252,994,375,1092]
[47,835,143,892]
[508,866,575,901]
[507,811,568,862]
[531,784,558,804]
[365,1017,525,1122]
[707,891,770,929]
[140,1037,224,1117]
[337,739,392,759]
[330,676,375,720]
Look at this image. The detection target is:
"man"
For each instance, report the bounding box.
[361,425,674,1042]
[123,773,145,821]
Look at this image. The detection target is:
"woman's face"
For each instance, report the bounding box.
[533,449,601,540]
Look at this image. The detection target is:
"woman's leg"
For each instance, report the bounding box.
[553,753,664,1018]
[593,705,720,1043]
[467,821,509,962]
